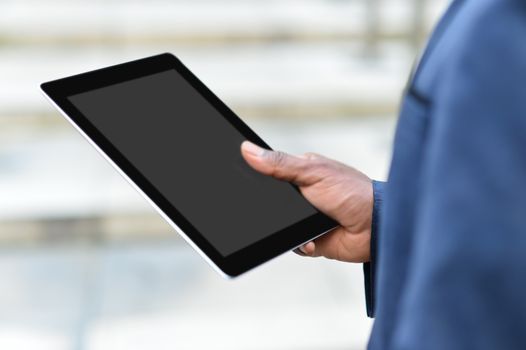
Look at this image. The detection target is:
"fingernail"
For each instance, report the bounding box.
[242,141,265,157]
[299,245,307,254]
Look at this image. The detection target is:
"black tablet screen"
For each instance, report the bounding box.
[69,70,316,256]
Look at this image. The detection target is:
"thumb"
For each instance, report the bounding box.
[241,141,317,186]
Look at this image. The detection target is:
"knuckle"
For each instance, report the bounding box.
[271,151,287,169]
[306,155,327,171]
[303,152,319,160]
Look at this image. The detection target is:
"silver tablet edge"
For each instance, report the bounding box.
[40,88,234,279]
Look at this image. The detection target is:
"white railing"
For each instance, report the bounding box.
[0,0,448,116]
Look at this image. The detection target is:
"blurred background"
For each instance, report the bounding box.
[0,0,448,349]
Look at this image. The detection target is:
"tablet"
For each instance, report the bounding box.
[41,53,337,277]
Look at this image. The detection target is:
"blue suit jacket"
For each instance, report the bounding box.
[365,0,526,349]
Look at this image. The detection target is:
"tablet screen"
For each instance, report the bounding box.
[68,69,317,256]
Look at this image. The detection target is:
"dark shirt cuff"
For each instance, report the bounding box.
[364,180,385,318]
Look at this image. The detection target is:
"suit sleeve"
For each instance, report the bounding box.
[392,3,526,349]
[364,180,385,318]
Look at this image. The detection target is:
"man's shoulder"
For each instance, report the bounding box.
[451,0,526,59]
[426,0,526,95]
[413,0,526,97]
[431,0,526,137]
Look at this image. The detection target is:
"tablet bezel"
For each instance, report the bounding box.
[41,53,337,277]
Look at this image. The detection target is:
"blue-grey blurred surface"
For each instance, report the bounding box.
[0,0,448,349]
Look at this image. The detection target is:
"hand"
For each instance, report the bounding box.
[241,141,373,263]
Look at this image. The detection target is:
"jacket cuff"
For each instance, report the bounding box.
[364,180,385,318]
